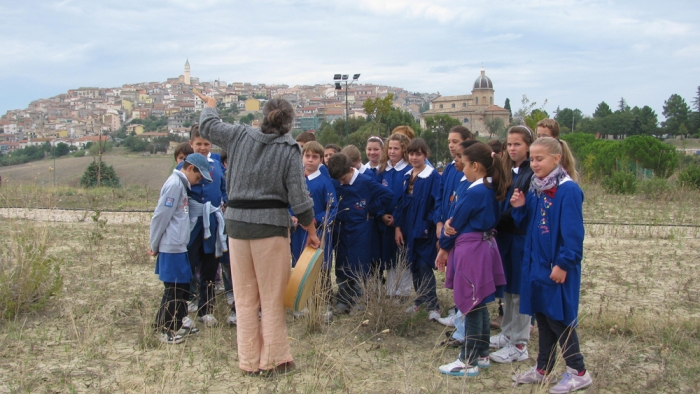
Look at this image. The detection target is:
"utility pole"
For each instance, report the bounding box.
[97,125,102,187]
[333,74,360,146]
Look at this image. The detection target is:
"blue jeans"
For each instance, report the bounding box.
[459,303,490,367]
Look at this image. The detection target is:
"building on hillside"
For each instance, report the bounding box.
[420,68,510,135]
[126,124,145,135]
[245,98,260,111]
[184,59,191,85]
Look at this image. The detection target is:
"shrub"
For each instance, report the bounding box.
[72,150,86,158]
[0,224,63,320]
[80,160,121,188]
[678,164,700,189]
[640,177,671,199]
[622,135,678,178]
[602,171,638,194]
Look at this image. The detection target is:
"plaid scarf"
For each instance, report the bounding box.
[530,165,568,197]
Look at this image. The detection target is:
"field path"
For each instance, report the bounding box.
[0,207,151,224]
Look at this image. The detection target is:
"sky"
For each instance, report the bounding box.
[1,0,698,119]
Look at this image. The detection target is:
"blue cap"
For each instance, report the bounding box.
[184,153,213,182]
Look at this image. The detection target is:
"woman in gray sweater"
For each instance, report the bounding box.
[196,91,320,376]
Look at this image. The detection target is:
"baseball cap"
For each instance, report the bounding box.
[184,153,213,182]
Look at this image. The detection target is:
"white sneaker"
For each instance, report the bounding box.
[405,305,419,314]
[226,311,237,326]
[549,367,592,393]
[198,314,218,327]
[226,293,234,306]
[428,310,441,321]
[436,314,456,327]
[513,367,558,385]
[478,356,490,369]
[187,301,198,313]
[489,343,529,363]
[182,316,194,328]
[489,333,510,349]
[438,359,479,377]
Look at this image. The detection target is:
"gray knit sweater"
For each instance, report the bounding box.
[199,107,313,228]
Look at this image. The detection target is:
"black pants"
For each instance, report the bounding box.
[411,247,439,311]
[155,282,189,332]
[535,313,586,373]
[188,234,219,317]
[335,267,363,306]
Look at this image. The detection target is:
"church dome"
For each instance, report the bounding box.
[473,68,493,89]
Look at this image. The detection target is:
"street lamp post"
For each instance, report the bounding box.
[333,73,360,145]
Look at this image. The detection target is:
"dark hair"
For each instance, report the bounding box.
[295,131,316,143]
[462,142,510,201]
[182,160,194,171]
[326,152,353,180]
[324,144,341,153]
[487,139,502,154]
[174,142,194,161]
[219,150,227,165]
[449,126,473,141]
[261,98,294,135]
[459,140,481,151]
[406,138,430,157]
[189,124,201,140]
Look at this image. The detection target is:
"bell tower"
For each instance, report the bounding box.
[184,59,191,85]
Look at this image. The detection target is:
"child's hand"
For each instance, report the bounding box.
[550,266,567,284]
[435,249,448,272]
[443,218,456,236]
[148,249,157,257]
[291,216,298,226]
[436,222,443,239]
[381,214,394,227]
[395,227,404,247]
[511,188,526,208]
[194,90,217,108]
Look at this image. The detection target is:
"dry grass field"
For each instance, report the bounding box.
[0,153,175,190]
[0,185,699,393]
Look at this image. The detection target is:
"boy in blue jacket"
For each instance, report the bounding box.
[150,153,211,344]
[327,152,393,313]
[178,125,228,326]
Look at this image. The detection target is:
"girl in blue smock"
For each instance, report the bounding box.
[377,133,412,297]
[393,138,441,319]
[435,142,508,378]
[489,126,536,364]
[510,137,592,393]
[361,136,384,279]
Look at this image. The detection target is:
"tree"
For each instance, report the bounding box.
[662,94,690,137]
[622,135,678,178]
[691,86,700,135]
[525,109,549,132]
[80,160,121,188]
[618,97,630,112]
[423,115,461,165]
[504,98,512,122]
[485,117,506,139]
[593,102,613,119]
[630,106,658,136]
[363,94,395,134]
[554,107,584,132]
[54,142,70,157]
[515,95,547,127]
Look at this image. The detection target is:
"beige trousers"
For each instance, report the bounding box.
[229,236,293,372]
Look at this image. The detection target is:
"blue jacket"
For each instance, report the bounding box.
[394,166,441,266]
[438,162,463,224]
[333,169,393,277]
[378,159,411,267]
[177,157,227,254]
[439,177,500,251]
[290,169,337,269]
[512,178,584,326]
[496,160,534,295]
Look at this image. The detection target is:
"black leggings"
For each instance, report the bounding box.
[155,282,189,332]
[535,313,586,373]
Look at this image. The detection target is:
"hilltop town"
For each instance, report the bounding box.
[0,60,447,153]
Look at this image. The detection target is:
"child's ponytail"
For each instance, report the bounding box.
[559,140,579,182]
[462,142,511,202]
